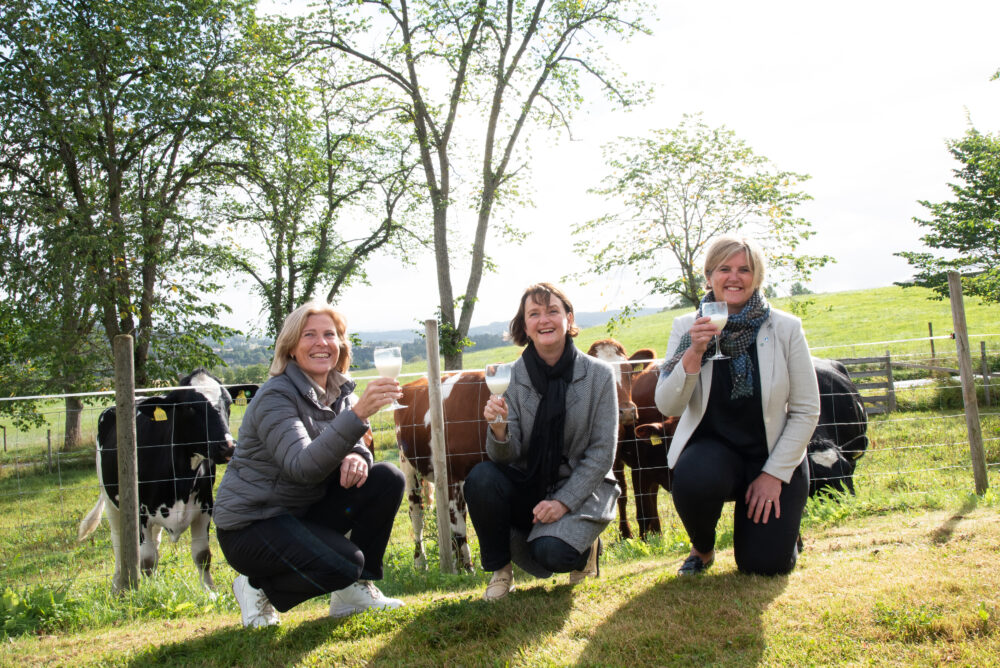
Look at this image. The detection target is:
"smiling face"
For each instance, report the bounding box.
[293,313,341,386]
[708,250,756,314]
[524,294,574,359]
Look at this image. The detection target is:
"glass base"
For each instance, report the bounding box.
[380,401,407,412]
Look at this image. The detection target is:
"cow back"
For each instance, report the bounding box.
[395,372,490,482]
[813,357,869,461]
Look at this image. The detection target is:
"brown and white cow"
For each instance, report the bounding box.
[586,340,679,539]
[393,372,491,572]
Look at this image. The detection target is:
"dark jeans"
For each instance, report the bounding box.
[671,438,809,576]
[464,461,588,574]
[217,462,404,612]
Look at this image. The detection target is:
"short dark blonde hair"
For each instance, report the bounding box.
[703,235,767,294]
[270,301,351,377]
[508,283,579,347]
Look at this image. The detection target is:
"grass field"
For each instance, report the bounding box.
[1,285,999,665]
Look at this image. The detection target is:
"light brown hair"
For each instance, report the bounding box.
[269,301,351,377]
[508,283,580,347]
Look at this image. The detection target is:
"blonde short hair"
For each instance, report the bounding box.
[703,235,767,294]
[269,301,351,377]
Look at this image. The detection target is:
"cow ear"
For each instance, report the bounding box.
[227,384,259,406]
[635,422,665,439]
[137,402,170,422]
[628,348,656,373]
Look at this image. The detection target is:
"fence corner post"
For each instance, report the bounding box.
[947,272,989,495]
[423,319,456,574]
[113,334,141,591]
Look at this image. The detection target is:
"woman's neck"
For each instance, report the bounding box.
[535,341,565,366]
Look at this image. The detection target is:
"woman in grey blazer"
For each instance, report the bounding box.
[215,301,407,627]
[464,283,620,600]
[655,237,820,577]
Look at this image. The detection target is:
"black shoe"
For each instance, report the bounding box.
[677,553,714,576]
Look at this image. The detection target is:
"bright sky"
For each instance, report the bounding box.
[231,0,1000,335]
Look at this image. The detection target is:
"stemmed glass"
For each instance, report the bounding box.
[373,346,407,411]
[702,302,729,360]
[484,363,512,424]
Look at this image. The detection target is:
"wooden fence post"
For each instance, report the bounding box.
[113,335,141,590]
[47,429,52,473]
[928,322,935,361]
[424,319,456,574]
[947,272,989,495]
[885,350,897,413]
[982,341,992,407]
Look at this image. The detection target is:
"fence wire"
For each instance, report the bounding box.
[1,348,997,593]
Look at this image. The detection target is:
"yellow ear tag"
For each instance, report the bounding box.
[649,434,663,446]
[235,391,247,406]
[153,407,168,422]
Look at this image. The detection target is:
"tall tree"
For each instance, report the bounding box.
[572,114,832,312]
[300,0,650,368]
[209,44,422,336]
[896,128,1000,304]
[0,0,266,386]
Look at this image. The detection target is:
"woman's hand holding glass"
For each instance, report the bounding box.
[353,377,404,421]
[681,315,725,373]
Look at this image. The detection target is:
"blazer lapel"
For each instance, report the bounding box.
[757,319,776,412]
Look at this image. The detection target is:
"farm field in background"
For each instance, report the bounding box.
[1,285,999,664]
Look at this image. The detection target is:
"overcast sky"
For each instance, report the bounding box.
[231,0,1000,335]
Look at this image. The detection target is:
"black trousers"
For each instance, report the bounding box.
[464,461,588,574]
[671,438,809,576]
[217,462,405,612]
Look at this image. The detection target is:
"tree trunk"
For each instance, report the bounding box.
[64,396,84,451]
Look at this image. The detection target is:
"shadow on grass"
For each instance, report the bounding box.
[121,583,574,666]
[369,584,574,665]
[931,494,981,544]
[577,569,788,666]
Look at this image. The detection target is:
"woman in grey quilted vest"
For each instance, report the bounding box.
[464,283,620,600]
[215,301,406,627]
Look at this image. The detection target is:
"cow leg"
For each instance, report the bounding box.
[140,523,162,577]
[103,496,125,593]
[400,457,427,569]
[613,457,633,539]
[451,482,474,573]
[189,509,216,592]
[633,468,662,539]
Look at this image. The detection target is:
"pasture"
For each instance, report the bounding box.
[1,285,999,665]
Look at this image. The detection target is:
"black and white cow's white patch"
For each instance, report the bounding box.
[808,357,869,497]
[78,370,257,592]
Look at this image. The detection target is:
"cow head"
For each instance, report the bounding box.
[587,339,657,432]
[176,369,259,462]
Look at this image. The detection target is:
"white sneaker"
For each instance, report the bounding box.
[329,580,405,618]
[232,574,280,628]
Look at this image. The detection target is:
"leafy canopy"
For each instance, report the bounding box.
[896,128,1000,304]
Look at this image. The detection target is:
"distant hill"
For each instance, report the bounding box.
[355,308,662,344]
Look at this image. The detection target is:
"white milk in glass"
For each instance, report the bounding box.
[486,377,510,395]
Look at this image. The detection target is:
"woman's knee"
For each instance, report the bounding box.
[369,462,405,497]
[464,461,504,501]
[529,537,582,573]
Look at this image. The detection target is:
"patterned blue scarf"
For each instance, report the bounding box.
[661,290,771,398]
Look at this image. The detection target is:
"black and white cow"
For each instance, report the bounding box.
[78,369,257,592]
[808,357,869,497]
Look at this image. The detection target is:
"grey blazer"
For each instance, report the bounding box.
[654,308,820,483]
[214,361,373,530]
[486,350,620,551]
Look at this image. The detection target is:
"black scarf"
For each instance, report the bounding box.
[506,336,577,500]
[661,290,770,398]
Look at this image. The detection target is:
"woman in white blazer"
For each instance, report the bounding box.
[655,237,820,576]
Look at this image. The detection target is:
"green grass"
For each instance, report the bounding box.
[1,285,999,664]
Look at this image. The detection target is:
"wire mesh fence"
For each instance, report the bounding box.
[1,340,998,595]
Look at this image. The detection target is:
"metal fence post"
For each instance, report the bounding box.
[114,335,141,590]
[47,429,52,473]
[424,319,456,574]
[947,272,989,495]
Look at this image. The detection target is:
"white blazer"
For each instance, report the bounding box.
[654,308,820,483]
